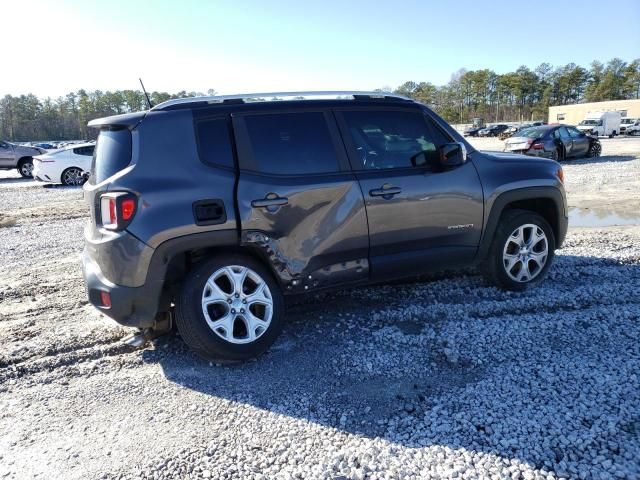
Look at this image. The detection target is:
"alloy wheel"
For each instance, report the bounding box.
[63,168,84,186]
[20,162,33,177]
[502,224,548,283]
[590,143,602,157]
[201,265,273,344]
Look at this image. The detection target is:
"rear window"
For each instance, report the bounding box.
[73,146,95,156]
[517,127,551,138]
[243,112,340,175]
[195,118,234,168]
[91,129,132,184]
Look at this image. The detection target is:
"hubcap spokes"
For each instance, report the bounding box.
[64,169,82,185]
[201,266,273,344]
[503,224,548,283]
[593,144,601,156]
[22,163,33,176]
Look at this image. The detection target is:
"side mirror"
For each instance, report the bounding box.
[439,142,467,167]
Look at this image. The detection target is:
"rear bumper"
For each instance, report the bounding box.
[82,228,239,328]
[82,248,158,328]
[32,163,57,183]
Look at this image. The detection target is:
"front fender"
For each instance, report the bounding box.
[477,186,568,261]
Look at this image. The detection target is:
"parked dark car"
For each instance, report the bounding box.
[504,125,601,160]
[82,91,567,362]
[478,124,510,137]
[33,143,56,150]
[463,126,484,137]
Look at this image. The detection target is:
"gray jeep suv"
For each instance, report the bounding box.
[82,91,567,361]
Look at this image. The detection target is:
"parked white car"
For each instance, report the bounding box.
[32,143,95,185]
[620,118,639,135]
[625,120,640,136]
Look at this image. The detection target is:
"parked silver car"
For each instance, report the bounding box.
[0,141,45,178]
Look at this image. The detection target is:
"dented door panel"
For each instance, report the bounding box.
[237,172,369,292]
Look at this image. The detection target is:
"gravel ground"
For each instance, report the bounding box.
[1,137,639,479]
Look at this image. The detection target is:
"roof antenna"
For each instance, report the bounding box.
[139,78,154,109]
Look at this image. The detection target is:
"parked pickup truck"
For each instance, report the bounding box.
[0,141,46,178]
[82,91,568,362]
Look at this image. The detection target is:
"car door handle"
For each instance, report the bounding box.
[369,186,402,197]
[251,196,289,208]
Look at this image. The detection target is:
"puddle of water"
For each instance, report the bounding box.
[569,207,640,227]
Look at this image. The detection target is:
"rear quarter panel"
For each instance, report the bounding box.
[107,110,238,248]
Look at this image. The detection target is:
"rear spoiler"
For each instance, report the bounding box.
[87,111,147,130]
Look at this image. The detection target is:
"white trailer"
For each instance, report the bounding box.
[576,111,622,138]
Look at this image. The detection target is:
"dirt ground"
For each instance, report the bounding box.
[0,137,639,479]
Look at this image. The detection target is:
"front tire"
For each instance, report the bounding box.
[17,158,33,178]
[586,142,602,158]
[175,254,285,362]
[482,210,555,291]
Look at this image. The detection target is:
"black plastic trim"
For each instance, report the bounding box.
[477,186,568,261]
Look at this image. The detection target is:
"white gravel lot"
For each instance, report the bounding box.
[0,137,639,480]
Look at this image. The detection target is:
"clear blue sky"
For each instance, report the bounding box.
[5,0,640,97]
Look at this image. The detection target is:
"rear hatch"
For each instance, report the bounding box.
[84,128,134,242]
[83,110,146,243]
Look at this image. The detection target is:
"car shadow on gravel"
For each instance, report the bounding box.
[141,254,640,476]
[563,155,636,166]
[0,177,32,184]
[41,183,83,189]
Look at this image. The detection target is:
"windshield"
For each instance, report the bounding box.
[515,127,549,139]
[579,119,602,126]
[621,118,635,124]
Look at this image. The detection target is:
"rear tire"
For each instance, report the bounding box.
[17,158,33,178]
[175,254,285,362]
[61,167,86,186]
[481,209,555,291]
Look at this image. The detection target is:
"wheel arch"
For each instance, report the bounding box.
[477,187,567,262]
[17,156,33,165]
[145,230,282,319]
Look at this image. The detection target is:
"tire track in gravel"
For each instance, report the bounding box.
[0,337,138,383]
[0,331,129,370]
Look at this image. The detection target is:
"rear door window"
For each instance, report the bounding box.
[91,129,132,184]
[558,127,571,139]
[242,112,341,175]
[195,118,235,168]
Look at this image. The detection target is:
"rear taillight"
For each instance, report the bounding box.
[100,192,137,230]
[531,142,545,150]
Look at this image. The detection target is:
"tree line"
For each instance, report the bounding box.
[0,89,216,142]
[1,57,638,141]
[390,57,639,124]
